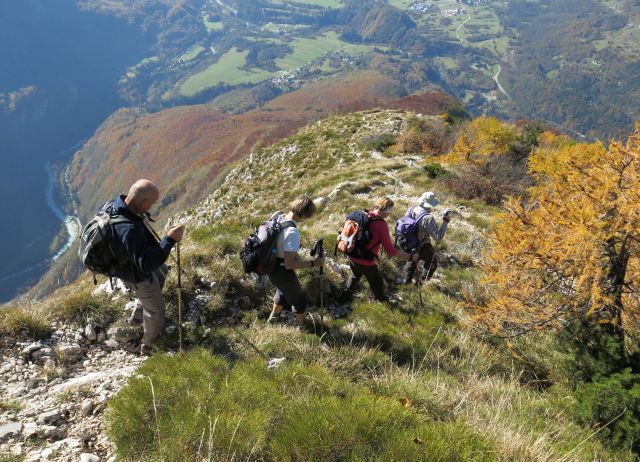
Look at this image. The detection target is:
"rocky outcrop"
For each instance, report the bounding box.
[0,322,145,461]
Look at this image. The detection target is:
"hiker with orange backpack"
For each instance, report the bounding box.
[336,197,417,304]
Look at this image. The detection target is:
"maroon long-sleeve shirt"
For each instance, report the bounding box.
[348,211,399,267]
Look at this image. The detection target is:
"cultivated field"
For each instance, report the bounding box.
[180,48,273,97]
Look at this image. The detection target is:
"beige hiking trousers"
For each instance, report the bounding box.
[125,266,167,347]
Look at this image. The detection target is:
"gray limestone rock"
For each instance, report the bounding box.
[58,344,83,362]
[22,422,38,440]
[103,339,119,349]
[0,422,22,442]
[21,342,45,357]
[32,347,54,362]
[81,454,101,462]
[85,324,97,342]
[80,399,95,417]
[36,409,62,425]
[107,326,138,343]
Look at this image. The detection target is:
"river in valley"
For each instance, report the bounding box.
[0,0,155,302]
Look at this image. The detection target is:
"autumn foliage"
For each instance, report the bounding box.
[475,126,640,350]
[446,116,518,164]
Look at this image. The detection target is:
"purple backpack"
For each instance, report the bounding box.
[394,206,429,251]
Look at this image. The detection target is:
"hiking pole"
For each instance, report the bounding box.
[231,327,286,370]
[177,242,184,353]
[415,257,425,312]
[310,239,325,335]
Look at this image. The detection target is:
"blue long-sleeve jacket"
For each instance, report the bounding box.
[101,195,175,283]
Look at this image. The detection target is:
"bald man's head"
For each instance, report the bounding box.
[125,179,160,214]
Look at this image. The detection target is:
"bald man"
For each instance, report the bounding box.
[100,179,184,355]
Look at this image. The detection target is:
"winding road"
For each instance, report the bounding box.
[492,65,510,99]
[456,14,471,41]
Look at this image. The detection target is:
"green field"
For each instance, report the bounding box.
[180,45,205,62]
[245,36,286,44]
[272,0,343,7]
[180,48,273,97]
[386,0,413,9]
[276,31,347,70]
[202,14,224,31]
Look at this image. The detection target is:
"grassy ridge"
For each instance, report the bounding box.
[7,110,634,460]
[101,110,634,460]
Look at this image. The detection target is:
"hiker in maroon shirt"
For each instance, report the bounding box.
[340,197,417,303]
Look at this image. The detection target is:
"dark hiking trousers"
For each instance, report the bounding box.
[401,242,437,284]
[268,264,307,313]
[340,260,387,303]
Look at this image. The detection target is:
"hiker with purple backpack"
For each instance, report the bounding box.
[395,192,450,285]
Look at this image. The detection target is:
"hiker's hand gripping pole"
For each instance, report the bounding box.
[142,217,187,276]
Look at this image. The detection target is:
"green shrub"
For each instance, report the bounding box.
[107,349,496,461]
[442,103,470,126]
[359,133,396,152]
[574,369,640,453]
[0,307,51,339]
[423,162,448,179]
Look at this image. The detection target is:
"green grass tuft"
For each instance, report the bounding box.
[51,290,121,327]
[107,348,496,461]
[0,306,51,339]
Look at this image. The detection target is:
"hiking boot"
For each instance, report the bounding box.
[381,295,399,306]
[267,311,283,324]
[330,303,351,319]
[140,343,153,356]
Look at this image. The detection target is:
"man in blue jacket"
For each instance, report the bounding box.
[105,179,184,355]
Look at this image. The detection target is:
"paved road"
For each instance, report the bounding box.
[493,65,510,99]
[456,14,472,41]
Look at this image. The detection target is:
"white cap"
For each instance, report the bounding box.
[418,191,440,208]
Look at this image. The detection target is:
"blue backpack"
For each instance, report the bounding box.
[394,206,429,252]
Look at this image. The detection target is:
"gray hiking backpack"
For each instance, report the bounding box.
[78,202,132,281]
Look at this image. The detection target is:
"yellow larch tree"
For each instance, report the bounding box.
[475,126,640,352]
[446,116,518,164]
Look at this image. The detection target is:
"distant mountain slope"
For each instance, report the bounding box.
[68,70,453,223]
[76,0,640,140]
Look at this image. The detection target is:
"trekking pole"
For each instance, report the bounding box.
[319,241,325,336]
[417,243,438,314]
[176,242,184,353]
[310,239,325,335]
[415,257,425,312]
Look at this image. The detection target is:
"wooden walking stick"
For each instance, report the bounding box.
[176,242,183,353]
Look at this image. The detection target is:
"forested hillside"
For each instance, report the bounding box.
[73,0,640,139]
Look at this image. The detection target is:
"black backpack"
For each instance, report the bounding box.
[78,201,132,280]
[240,213,296,275]
[334,210,382,261]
